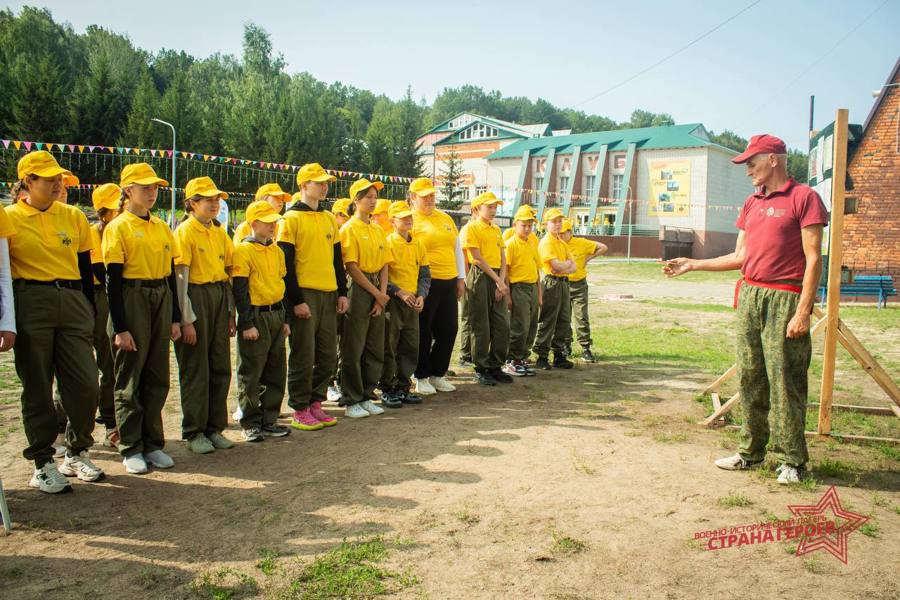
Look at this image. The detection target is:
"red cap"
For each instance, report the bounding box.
[731,134,787,164]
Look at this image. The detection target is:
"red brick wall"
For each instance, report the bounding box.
[843,70,900,276]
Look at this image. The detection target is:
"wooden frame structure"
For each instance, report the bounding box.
[700,109,900,444]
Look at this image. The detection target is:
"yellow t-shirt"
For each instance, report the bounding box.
[387,231,429,294]
[276,208,339,292]
[0,207,14,238]
[340,216,392,274]
[232,240,286,306]
[374,213,392,234]
[538,233,574,277]
[460,218,503,270]
[233,220,280,245]
[411,209,459,280]
[102,210,178,279]
[6,201,93,281]
[174,215,233,284]
[505,234,541,284]
[502,227,538,248]
[566,237,597,282]
[89,223,103,285]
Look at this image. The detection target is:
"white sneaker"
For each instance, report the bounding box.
[776,464,801,485]
[123,453,149,475]
[360,400,385,415]
[345,403,370,419]
[53,433,66,458]
[327,385,343,403]
[414,377,436,396]
[29,461,72,494]
[59,451,105,482]
[144,450,175,469]
[232,406,243,422]
[714,453,762,471]
[429,376,456,392]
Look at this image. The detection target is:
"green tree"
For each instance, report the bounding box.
[439,150,465,210]
[121,69,163,147]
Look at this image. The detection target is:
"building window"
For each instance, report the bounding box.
[559,176,569,194]
[584,175,596,198]
[458,123,498,141]
[534,176,544,191]
[612,174,624,198]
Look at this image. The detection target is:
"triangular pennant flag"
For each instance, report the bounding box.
[36,142,45,150]
[133,148,140,155]
[1,140,9,149]
[181,151,188,158]
[167,150,173,158]
[23,141,32,151]
[67,144,74,152]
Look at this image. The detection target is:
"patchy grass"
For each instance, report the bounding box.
[454,508,480,526]
[813,458,855,480]
[551,532,587,555]
[188,567,258,600]
[256,548,279,576]
[273,537,417,600]
[859,521,879,538]
[717,492,753,509]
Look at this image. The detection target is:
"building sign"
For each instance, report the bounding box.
[648,159,691,217]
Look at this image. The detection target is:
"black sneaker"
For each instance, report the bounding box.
[553,356,575,369]
[261,424,290,437]
[581,348,597,363]
[502,361,528,377]
[474,369,497,386]
[490,368,514,384]
[535,357,552,370]
[242,428,264,442]
[400,390,423,404]
[382,392,404,409]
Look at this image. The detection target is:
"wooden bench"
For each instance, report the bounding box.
[819,274,897,309]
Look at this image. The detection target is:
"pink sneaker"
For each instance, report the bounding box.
[310,401,337,427]
[291,409,325,431]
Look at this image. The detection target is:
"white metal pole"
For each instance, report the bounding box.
[151,118,176,226]
[625,184,633,264]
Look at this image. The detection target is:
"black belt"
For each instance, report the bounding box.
[94,284,105,291]
[544,275,568,281]
[254,303,284,312]
[20,279,81,290]
[194,281,227,287]
[123,278,166,288]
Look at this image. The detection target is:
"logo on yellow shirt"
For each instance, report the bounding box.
[326,233,332,240]
[56,231,72,246]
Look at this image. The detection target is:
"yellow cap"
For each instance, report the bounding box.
[185,176,228,199]
[289,191,302,207]
[63,174,80,187]
[373,198,391,215]
[17,151,74,180]
[513,205,536,222]
[561,218,573,233]
[349,178,384,201]
[92,183,122,211]
[471,191,503,209]
[331,198,352,217]
[120,162,169,187]
[255,182,292,202]
[409,177,437,197]
[543,207,564,223]
[296,163,337,185]
[245,200,281,224]
[388,200,413,220]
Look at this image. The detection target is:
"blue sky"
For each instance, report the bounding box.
[8,0,898,151]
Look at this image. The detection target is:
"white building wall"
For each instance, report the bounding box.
[705,146,754,233]
[634,147,709,231]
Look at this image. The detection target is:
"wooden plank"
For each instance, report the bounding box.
[722,425,900,446]
[808,403,894,416]
[702,392,739,427]
[711,392,722,411]
[703,365,736,394]
[834,320,900,407]
[818,108,850,436]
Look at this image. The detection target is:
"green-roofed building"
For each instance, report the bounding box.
[484,123,754,258]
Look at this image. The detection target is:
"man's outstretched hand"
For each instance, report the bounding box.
[662,258,692,278]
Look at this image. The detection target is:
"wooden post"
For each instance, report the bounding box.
[818,108,850,435]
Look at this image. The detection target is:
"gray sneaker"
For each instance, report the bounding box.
[714,453,762,471]
[188,434,216,454]
[144,449,174,469]
[206,432,235,449]
[123,453,150,474]
[261,424,290,437]
[59,451,105,482]
[29,461,72,493]
[242,428,264,443]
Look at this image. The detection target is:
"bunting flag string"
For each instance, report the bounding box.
[0,137,417,184]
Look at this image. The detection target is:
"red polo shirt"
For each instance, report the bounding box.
[735,179,829,282]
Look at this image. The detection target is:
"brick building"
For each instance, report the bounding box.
[843,58,900,276]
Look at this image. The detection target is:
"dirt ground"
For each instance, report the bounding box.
[0,261,897,599]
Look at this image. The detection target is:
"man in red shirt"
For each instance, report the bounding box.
[664,134,828,484]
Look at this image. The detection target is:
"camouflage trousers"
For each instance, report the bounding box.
[736,283,811,467]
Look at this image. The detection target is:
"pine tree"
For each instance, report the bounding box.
[439,150,465,210]
[121,70,162,147]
